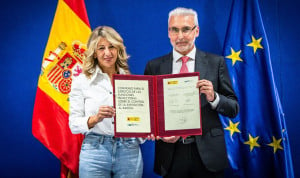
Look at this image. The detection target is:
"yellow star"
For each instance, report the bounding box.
[247,35,263,53]
[244,134,260,152]
[224,120,241,137]
[226,47,243,66]
[267,136,283,153]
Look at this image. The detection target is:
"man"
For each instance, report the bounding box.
[144,7,239,178]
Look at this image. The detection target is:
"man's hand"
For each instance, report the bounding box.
[197,79,215,102]
[161,136,180,143]
[147,134,180,143]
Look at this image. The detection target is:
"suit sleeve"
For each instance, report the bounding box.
[215,58,239,118]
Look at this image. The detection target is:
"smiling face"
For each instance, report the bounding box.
[168,15,199,55]
[94,38,118,72]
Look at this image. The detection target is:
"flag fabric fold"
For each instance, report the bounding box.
[32,0,90,177]
[221,0,294,177]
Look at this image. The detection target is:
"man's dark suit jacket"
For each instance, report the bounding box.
[144,49,239,176]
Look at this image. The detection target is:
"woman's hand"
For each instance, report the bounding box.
[87,105,115,129]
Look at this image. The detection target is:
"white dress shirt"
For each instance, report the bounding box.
[172,46,196,74]
[172,46,220,109]
[69,65,123,135]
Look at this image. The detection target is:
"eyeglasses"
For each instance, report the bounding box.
[169,25,197,36]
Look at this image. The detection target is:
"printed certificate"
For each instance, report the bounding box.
[163,76,200,131]
[113,73,202,138]
[114,79,151,133]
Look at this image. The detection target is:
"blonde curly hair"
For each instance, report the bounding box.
[83,26,130,78]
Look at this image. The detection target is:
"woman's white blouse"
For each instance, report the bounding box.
[69,66,125,135]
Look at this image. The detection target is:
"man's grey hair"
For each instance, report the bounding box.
[168,7,199,26]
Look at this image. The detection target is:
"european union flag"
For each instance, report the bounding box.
[221,0,294,177]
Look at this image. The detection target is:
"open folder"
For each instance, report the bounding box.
[113,72,202,138]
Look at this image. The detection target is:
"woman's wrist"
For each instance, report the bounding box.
[87,115,99,129]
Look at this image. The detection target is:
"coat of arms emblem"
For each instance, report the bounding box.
[41,41,86,94]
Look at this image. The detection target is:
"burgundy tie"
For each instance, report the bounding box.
[180,56,189,73]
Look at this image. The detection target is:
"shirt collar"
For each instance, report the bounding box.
[173,46,196,62]
[89,65,126,84]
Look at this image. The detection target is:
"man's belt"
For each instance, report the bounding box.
[178,136,195,144]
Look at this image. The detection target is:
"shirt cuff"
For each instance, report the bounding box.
[209,92,220,109]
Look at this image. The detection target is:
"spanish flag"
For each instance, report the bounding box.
[32,0,90,177]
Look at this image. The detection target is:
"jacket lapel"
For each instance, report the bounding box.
[195,49,208,79]
[159,50,207,76]
[159,53,173,74]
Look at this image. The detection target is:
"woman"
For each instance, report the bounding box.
[69,26,143,178]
